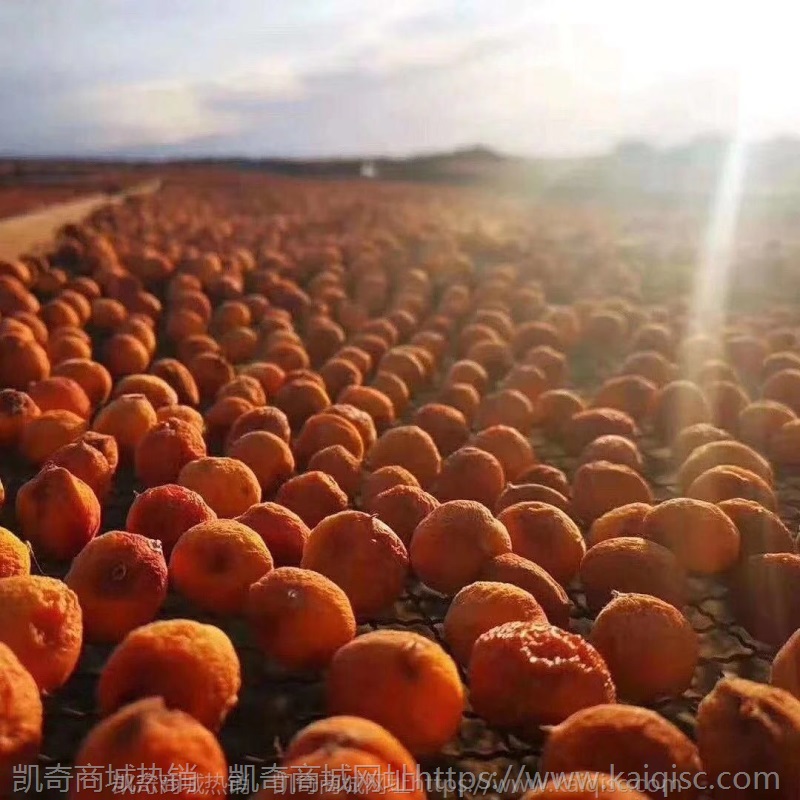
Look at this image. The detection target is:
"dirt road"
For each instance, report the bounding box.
[0,180,159,261]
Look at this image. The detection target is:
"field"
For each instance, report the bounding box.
[0,167,799,799]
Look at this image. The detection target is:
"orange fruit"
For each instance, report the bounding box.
[469,622,616,730]
[178,456,261,518]
[327,629,464,755]
[410,500,512,595]
[301,510,408,617]
[246,567,356,669]
[444,580,547,664]
[65,531,168,642]
[169,519,273,615]
[0,575,83,692]
[0,643,42,795]
[590,593,698,702]
[72,697,227,800]
[97,619,240,731]
[498,501,585,586]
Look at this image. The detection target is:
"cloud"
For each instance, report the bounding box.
[2,0,800,157]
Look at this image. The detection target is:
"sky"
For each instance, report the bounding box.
[1,0,798,158]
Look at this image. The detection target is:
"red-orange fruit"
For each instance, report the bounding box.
[52,358,112,407]
[0,526,30,578]
[294,412,364,465]
[20,408,87,464]
[410,500,512,595]
[469,622,616,730]
[134,417,207,487]
[216,374,266,406]
[649,379,711,441]
[642,498,740,574]
[476,389,534,432]
[65,531,168,642]
[534,389,586,439]
[696,677,800,800]
[326,629,464,755]
[502,364,548,404]
[337,385,395,432]
[361,465,420,510]
[0,333,50,389]
[739,399,796,451]
[564,408,637,456]
[16,465,101,559]
[28,376,91,418]
[763,350,800,378]
[235,502,310,567]
[591,374,658,423]
[226,430,295,494]
[516,463,571,496]
[204,395,254,439]
[283,715,420,789]
[686,464,777,510]
[437,382,480,422]
[498,501,585,586]
[589,593,698,702]
[0,642,42,794]
[580,536,688,613]
[97,619,240,731]
[433,446,506,508]
[103,332,150,377]
[673,422,732,464]
[126,484,217,557]
[579,435,643,473]
[247,567,356,669]
[188,351,236,401]
[412,403,469,457]
[327,403,378,451]
[225,405,291,447]
[369,485,439,546]
[0,575,83,692]
[445,359,489,393]
[677,439,774,491]
[307,444,361,499]
[770,419,800,468]
[731,553,800,646]
[276,471,349,528]
[366,425,441,489]
[704,380,749,433]
[480,553,571,628]
[113,373,179,410]
[148,358,201,406]
[178,456,261,518]
[301,510,408,617]
[372,361,412,407]
[0,389,40,446]
[540,705,701,796]
[93,393,157,456]
[444,580,548,664]
[169,519,273,615]
[718,498,796,558]
[274,378,331,430]
[524,345,567,387]
[71,697,227,800]
[571,461,654,525]
[496,485,573,519]
[320,356,362,399]
[46,438,115,498]
[472,425,535,483]
[762,368,800,414]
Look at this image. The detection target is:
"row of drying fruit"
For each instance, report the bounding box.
[1,174,800,798]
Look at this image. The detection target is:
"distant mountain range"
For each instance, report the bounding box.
[5,137,800,206]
